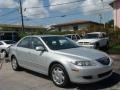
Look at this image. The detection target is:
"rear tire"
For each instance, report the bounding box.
[11,57,21,71]
[50,64,70,87]
[105,42,109,50]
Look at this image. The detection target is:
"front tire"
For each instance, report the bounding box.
[105,42,109,50]
[11,57,20,71]
[1,50,7,57]
[95,43,100,49]
[50,64,70,87]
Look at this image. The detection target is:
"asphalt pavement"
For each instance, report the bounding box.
[0,55,120,90]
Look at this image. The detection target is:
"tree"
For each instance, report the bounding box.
[106,19,114,28]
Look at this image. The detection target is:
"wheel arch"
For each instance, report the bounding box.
[11,54,16,61]
[48,61,69,78]
[1,49,6,52]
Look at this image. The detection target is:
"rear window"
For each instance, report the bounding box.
[84,34,99,39]
[4,41,16,44]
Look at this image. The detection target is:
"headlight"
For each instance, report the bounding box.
[71,61,95,66]
[89,42,95,45]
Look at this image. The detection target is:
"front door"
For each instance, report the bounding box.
[26,37,48,74]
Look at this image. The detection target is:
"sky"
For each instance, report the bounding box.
[0,0,113,27]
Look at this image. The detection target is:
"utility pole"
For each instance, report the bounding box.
[99,14,102,23]
[115,2,117,31]
[19,0,24,32]
[101,0,105,28]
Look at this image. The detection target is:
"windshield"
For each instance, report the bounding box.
[65,35,71,39]
[84,34,99,39]
[4,40,16,44]
[42,36,79,50]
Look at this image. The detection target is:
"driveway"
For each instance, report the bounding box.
[0,55,120,90]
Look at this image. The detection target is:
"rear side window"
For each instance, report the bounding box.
[72,35,76,40]
[102,33,106,38]
[76,35,80,39]
[0,42,3,45]
[4,41,15,44]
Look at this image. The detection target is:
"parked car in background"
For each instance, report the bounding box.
[0,40,16,57]
[65,34,81,41]
[77,32,109,49]
[9,35,112,87]
[0,31,20,42]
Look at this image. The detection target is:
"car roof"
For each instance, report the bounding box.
[87,32,106,34]
[25,35,63,38]
[65,34,78,36]
[0,40,14,42]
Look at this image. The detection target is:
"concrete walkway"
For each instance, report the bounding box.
[110,55,120,60]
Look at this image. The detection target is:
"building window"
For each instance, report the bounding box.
[58,27,61,32]
[73,25,78,31]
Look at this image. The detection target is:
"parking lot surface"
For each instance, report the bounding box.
[0,55,120,90]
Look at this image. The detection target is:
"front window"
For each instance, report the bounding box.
[84,34,99,39]
[17,37,30,48]
[30,37,44,49]
[65,35,71,39]
[42,36,79,50]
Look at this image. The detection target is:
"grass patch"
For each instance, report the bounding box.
[112,45,120,49]
[107,44,120,54]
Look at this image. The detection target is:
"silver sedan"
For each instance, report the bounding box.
[9,35,113,87]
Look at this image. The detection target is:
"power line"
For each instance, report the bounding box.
[25,0,84,9]
[0,0,111,19]
[25,0,111,9]
[23,0,112,19]
[0,13,21,20]
[0,0,112,25]
[0,18,31,25]
[22,0,111,19]
[0,9,18,17]
[4,20,19,24]
[2,8,109,22]
[0,6,111,25]
[25,7,111,20]
[1,16,20,22]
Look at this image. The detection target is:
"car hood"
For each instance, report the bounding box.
[77,39,100,43]
[54,47,107,61]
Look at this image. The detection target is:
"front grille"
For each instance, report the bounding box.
[96,57,110,65]
[83,76,92,79]
[79,42,89,45]
[98,70,112,78]
[79,42,84,45]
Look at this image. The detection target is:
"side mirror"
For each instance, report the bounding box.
[35,46,45,51]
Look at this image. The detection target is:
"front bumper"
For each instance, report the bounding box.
[79,45,95,48]
[68,64,112,84]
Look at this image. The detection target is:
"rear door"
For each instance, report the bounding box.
[99,33,107,47]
